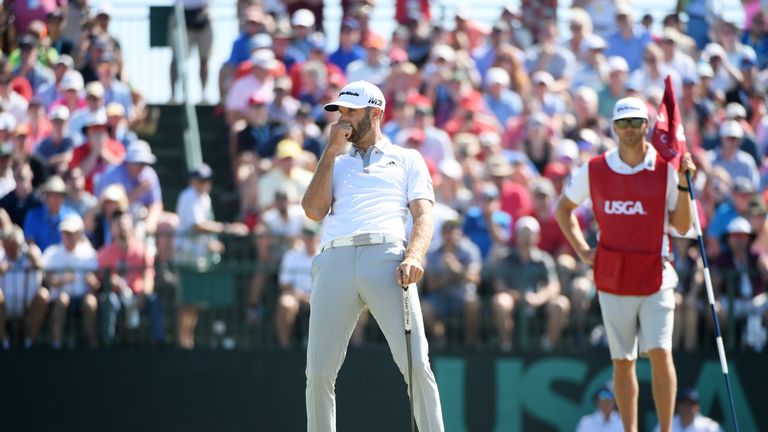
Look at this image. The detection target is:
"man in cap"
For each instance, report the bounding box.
[302,80,445,431]
[492,215,570,352]
[225,49,276,124]
[174,163,248,349]
[556,97,697,432]
[69,111,125,192]
[706,176,760,257]
[258,138,312,211]
[12,34,55,92]
[218,8,270,100]
[708,119,760,188]
[329,18,366,72]
[483,67,523,126]
[604,6,652,72]
[576,382,623,432]
[572,34,610,90]
[23,175,77,252]
[0,224,45,350]
[34,106,74,173]
[35,54,75,107]
[96,54,133,121]
[659,29,696,83]
[95,140,163,233]
[345,35,391,87]
[41,215,99,348]
[394,103,455,165]
[653,389,721,432]
[283,9,317,69]
[68,81,107,146]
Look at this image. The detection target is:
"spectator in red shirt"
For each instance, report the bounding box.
[485,154,533,221]
[98,210,164,345]
[69,112,125,193]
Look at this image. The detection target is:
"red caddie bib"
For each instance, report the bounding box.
[589,153,669,296]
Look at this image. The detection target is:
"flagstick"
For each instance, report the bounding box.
[684,170,740,432]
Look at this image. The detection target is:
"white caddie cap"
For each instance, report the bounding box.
[612,97,649,121]
[515,216,541,234]
[719,119,744,139]
[323,80,386,112]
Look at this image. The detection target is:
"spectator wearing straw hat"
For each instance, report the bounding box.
[41,214,99,348]
[34,105,73,173]
[95,140,163,234]
[0,224,45,350]
[23,175,76,252]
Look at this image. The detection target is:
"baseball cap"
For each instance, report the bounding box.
[702,43,727,61]
[40,175,68,194]
[82,111,109,134]
[727,216,753,234]
[59,215,85,233]
[532,71,554,88]
[251,49,277,69]
[719,119,744,139]
[585,34,607,50]
[615,3,633,16]
[725,102,747,119]
[432,44,456,63]
[248,33,272,51]
[608,56,630,73]
[275,139,303,159]
[59,70,84,92]
[189,163,213,180]
[438,159,463,180]
[556,138,579,162]
[697,62,715,78]
[677,388,700,404]
[515,216,541,234]
[49,105,70,121]
[480,183,500,200]
[324,80,386,112]
[732,176,756,194]
[19,34,38,48]
[292,9,315,28]
[485,154,513,177]
[86,81,105,98]
[596,383,615,401]
[92,4,113,17]
[486,67,511,87]
[341,18,360,31]
[106,102,125,118]
[612,97,649,121]
[54,54,75,69]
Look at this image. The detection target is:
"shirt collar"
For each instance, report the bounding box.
[607,144,658,172]
[348,138,393,157]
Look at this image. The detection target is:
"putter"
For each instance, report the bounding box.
[402,279,416,432]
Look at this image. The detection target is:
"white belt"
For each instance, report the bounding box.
[321,233,401,252]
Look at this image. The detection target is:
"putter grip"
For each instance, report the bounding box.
[402,285,412,333]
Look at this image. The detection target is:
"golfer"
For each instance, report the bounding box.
[302,81,444,432]
[555,97,696,432]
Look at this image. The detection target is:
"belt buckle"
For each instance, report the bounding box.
[351,233,373,246]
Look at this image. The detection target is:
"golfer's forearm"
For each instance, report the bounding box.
[405,213,432,261]
[302,153,335,221]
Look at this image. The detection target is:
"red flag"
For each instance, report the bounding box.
[651,75,686,169]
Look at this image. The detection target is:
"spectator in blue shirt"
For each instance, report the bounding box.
[483,67,523,126]
[743,12,768,70]
[95,140,163,233]
[23,175,76,252]
[218,8,269,102]
[604,6,651,72]
[34,106,73,174]
[329,19,366,73]
[462,183,512,260]
[96,54,133,121]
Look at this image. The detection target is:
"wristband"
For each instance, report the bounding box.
[677,185,690,192]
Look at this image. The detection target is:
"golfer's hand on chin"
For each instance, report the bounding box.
[397,257,424,288]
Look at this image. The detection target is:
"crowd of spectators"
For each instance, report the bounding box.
[0,1,767,354]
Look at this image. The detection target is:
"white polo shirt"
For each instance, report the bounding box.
[41,241,98,299]
[320,139,435,247]
[563,145,680,256]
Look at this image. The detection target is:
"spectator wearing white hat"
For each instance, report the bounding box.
[50,70,85,116]
[24,175,78,252]
[283,9,317,69]
[41,215,99,348]
[702,42,743,95]
[524,19,576,93]
[34,105,73,173]
[629,43,682,99]
[95,140,163,234]
[597,56,629,120]
[68,81,106,147]
[531,71,566,117]
[572,34,609,90]
[69,110,125,193]
[722,102,761,164]
[225,49,276,124]
[34,54,75,108]
[90,4,124,74]
[708,120,761,189]
[659,29,697,84]
[483,67,523,126]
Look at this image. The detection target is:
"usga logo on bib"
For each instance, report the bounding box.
[604,200,646,215]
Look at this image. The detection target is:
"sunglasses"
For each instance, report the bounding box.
[614,118,647,129]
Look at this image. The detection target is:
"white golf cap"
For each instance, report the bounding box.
[0,112,17,132]
[719,119,744,139]
[532,71,554,87]
[725,102,747,119]
[124,140,157,164]
[585,34,607,50]
[702,43,726,61]
[251,49,277,69]
[726,216,752,235]
[515,216,541,234]
[323,80,386,112]
[608,56,629,73]
[697,62,715,78]
[485,67,510,87]
[59,215,85,233]
[49,105,70,121]
[432,44,456,63]
[291,8,315,27]
[59,70,84,92]
[438,159,463,180]
[612,97,649,121]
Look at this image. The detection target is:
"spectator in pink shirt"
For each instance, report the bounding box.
[225,50,275,124]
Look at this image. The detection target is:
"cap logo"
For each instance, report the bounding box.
[617,106,637,112]
[340,91,360,97]
[368,97,383,106]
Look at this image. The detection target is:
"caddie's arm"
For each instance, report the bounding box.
[555,196,594,265]
[301,120,352,221]
[669,152,696,234]
[397,199,433,286]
